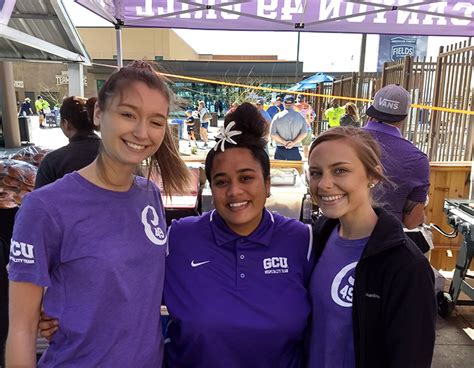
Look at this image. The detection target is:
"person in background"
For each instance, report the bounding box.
[165,102,313,367]
[6,60,190,368]
[255,99,271,124]
[294,94,314,159]
[270,95,307,161]
[185,109,198,148]
[294,94,310,113]
[363,84,429,229]
[266,98,279,120]
[34,96,101,188]
[339,102,361,127]
[306,126,435,368]
[226,101,239,116]
[35,96,50,128]
[18,97,33,117]
[324,99,345,128]
[198,100,211,149]
[255,99,271,153]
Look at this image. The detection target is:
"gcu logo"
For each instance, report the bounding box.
[377,98,400,110]
[141,205,166,246]
[263,257,289,274]
[9,239,35,264]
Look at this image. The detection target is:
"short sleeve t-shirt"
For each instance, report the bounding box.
[308,226,368,368]
[164,210,313,368]
[9,172,167,367]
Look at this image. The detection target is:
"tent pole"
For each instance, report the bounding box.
[0,61,21,148]
[115,20,124,68]
[295,31,301,83]
[357,33,367,99]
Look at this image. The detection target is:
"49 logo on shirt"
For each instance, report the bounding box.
[331,262,357,307]
[9,239,35,264]
[263,257,289,274]
[141,205,166,246]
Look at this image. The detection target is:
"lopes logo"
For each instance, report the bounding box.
[331,262,357,307]
[377,97,400,110]
[141,205,166,246]
[9,239,35,264]
[263,257,289,274]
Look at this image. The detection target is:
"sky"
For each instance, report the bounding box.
[63,0,469,74]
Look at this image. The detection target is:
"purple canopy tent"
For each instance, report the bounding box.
[74,0,473,65]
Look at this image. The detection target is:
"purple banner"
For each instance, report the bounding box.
[0,0,15,25]
[75,0,473,37]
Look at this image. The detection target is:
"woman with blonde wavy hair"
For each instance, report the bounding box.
[340,102,361,127]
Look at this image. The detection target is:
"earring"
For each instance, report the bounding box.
[368,183,375,189]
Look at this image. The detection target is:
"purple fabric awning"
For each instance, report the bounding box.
[74,0,473,37]
[0,0,16,25]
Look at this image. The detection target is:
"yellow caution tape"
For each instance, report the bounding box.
[158,72,473,116]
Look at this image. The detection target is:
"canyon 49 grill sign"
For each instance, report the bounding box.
[75,0,473,36]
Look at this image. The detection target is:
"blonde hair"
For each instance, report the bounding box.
[344,102,360,123]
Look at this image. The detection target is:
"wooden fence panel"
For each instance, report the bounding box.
[429,41,473,162]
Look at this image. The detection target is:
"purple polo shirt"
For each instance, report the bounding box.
[363,120,430,220]
[164,210,313,368]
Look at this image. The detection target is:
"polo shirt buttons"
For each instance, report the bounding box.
[240,273,245,279]
[239,238,246,243]
[240,254,245,260]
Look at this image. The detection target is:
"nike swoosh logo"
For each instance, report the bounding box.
[191,260,210,268]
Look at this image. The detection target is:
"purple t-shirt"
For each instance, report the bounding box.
[9,172,166,367]
[164,209,313,368]
[308,227,368,368]
[363,120,430,220]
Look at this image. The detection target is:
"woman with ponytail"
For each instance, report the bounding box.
[6,60,189,367]
[35,96,101,188]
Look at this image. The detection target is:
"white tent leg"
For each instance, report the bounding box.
[68,63,85,97]
[115,23,123,68]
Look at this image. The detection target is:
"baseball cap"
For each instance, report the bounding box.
[256,99,264,105]
[283,95,295,104]
[366,84,411,123]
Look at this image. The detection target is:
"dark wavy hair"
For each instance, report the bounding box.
[205,102,270,184]
[60,96,97,133]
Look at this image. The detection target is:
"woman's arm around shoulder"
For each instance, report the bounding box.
[6,281,44,367]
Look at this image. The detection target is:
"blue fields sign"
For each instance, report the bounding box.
[377,35,428,72]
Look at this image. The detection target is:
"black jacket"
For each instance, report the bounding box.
[35,133,101,189]
[312,208,436,368]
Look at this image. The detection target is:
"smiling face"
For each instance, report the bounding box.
[308,138,377,223]
[210,148,270,236]
[95,81,168,170]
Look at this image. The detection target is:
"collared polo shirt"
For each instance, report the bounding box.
[164,210,313,368]
[363,120,430,220]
